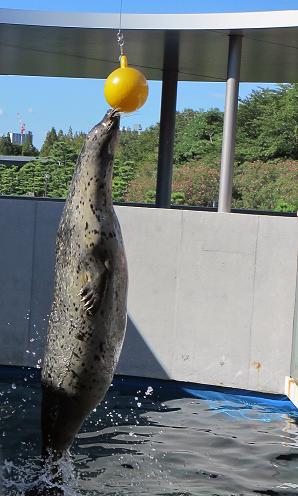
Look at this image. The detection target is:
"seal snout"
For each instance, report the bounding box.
[99,109,120,134]
[87,109,120,142]
[107,109,120,128]
[109,108,120,118]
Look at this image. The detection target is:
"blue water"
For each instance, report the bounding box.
[1,368,298,495]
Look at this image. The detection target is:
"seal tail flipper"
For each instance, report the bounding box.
[41,383,92,456]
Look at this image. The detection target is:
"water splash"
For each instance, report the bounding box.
[2,453,81,496]
[144,386,153,397]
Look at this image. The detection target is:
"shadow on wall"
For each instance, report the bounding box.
[28,313,170,382]
[117,315,170,380]
[0,196,169,379]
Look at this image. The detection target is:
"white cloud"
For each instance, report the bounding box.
[27,107,33,113]
[0,108,4,116]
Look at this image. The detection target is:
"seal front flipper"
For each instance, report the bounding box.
[80,258,108,316]
[80,283,98,315]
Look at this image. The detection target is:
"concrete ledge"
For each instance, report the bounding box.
[285,376,298,409]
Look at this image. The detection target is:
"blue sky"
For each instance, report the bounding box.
[0,1,296,149]
[0,0,298,13]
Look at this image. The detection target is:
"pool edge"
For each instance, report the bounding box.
[285,376,298,409]
[1,365,298,411]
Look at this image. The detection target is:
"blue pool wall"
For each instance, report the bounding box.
[1,365,297,419]
[0,197,297,395]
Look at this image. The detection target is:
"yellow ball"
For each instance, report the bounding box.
[104,55,148,113]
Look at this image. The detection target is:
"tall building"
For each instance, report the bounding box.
[121,124,142,134]
[9,131,33,146]
[133,123,142,134]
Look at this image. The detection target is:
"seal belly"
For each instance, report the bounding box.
[44,232,127,383]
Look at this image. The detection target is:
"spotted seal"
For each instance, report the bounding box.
[41,109,128,458]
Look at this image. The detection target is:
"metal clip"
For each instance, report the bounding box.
[117,29,124,55]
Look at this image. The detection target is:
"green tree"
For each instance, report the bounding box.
[174,108,223,164]
[16,161,35,195]
[67,126,73,140]
[124,162,157,204]
[40,127,58,156]
[71,131,86,155]
[57,129,64,141]
[171,191,186,205]
[172,161,220,206]
[116,125,159,166]
[45,140,78,198]
[22,141,39,157]
[126,159,220,207]
[35,162,51,197]
[0,135,22,156]
[233,161,298,211]
[0,166,18,194]
[1,84,297,210]
[0,136,14,155]
[112,159,136,201]
[236,84,298,162]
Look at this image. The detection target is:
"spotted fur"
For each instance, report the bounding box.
[41,110,128,456]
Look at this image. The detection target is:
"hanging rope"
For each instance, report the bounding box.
[117,0,124,57]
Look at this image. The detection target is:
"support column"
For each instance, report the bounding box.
[156,32,179,208]
[218,34,242,213]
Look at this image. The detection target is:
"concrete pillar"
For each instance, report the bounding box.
[218,35,242,213]
[156,32,179,208]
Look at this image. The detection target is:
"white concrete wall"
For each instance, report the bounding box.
[0,198,297,394]
[291,267,298,382]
